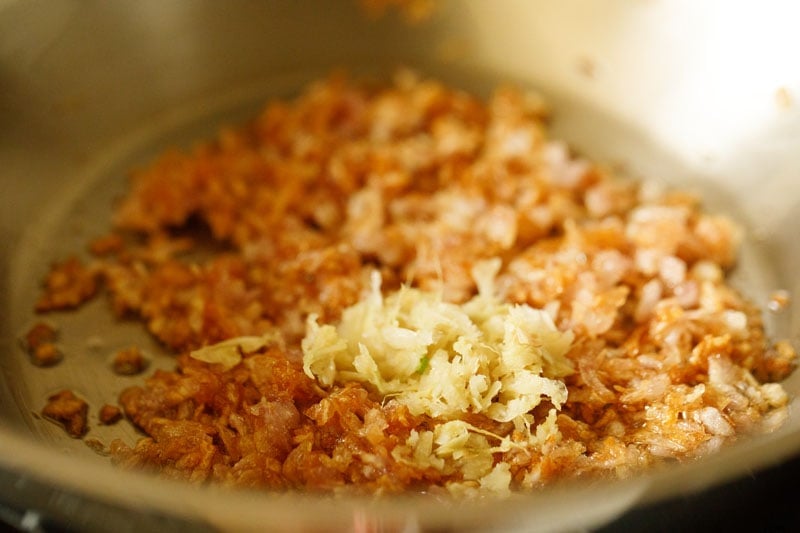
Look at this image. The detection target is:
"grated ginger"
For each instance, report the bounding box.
[302,258,574,423]
[301,258,575,490]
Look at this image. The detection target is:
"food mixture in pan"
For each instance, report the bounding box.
[32,70,797,495]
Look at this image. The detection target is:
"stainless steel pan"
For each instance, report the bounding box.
[2,1,799,531]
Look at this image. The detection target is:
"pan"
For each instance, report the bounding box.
[2,1,799,531]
